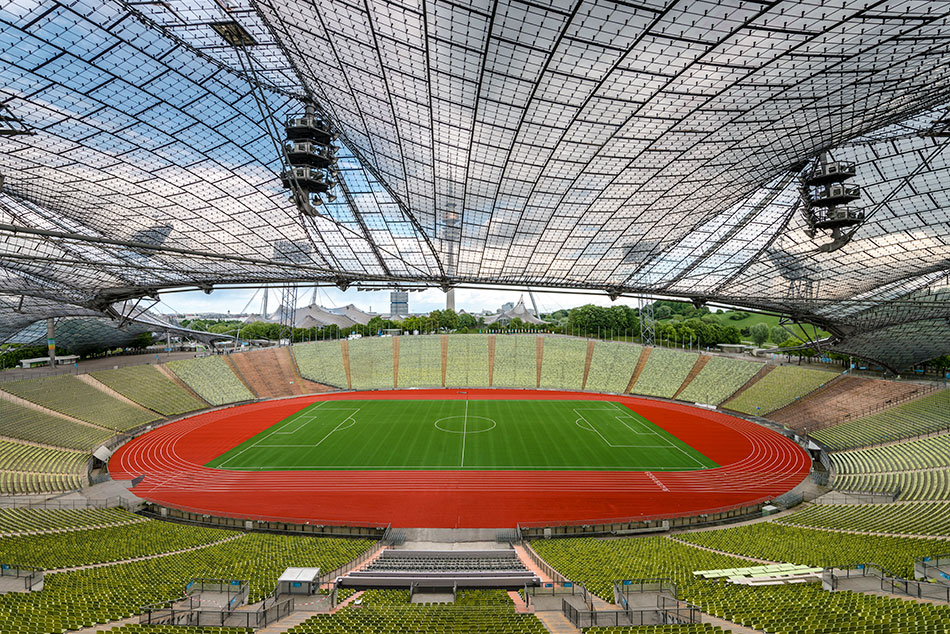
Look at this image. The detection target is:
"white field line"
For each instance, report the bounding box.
[460,400,469,467]
[608,400,707,469]
[220,403,358,468]
[270,400,330,435]
[574,409,640,448]
[308,409,360,450]
[215,402,331,467]
[230,463,692,470]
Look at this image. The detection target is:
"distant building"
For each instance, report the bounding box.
[244,303,375,329]
[390,291,409,317]
[484,295,546,326]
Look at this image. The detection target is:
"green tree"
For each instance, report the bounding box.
[749,322,770,346]
[438,309,459,330]
[130,332,154,349]
[458,312,477,329]
[769,326,787,344]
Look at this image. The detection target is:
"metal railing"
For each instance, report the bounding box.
[814,489,901,505]
[614,578,678,609]
[517,498,767,537]
[0,563,43,591]
[319,538,388,585]
[0,496,141,510]
[139,595,294,628]
[791,383,942,437]
[185,578,248,610]
[561,595,700,628]
[825,562,950,603]
[523,581,583,607]
[915,553,950,584]
[148,502,389,536]
[519,541,568,582]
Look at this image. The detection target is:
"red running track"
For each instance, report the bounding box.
[110,390,810,528]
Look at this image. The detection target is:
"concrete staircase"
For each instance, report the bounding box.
[227,348,328,398]
[721,363,775,410]
[673,354,711,399]
[535,611,580,634]
[255,611,313,634]
[625,346,651,393]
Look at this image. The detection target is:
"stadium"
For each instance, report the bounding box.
[1,1,950,633]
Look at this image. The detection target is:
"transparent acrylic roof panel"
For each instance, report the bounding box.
[0,0,949,370]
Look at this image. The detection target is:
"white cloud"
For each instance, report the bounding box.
[160,285,640,316]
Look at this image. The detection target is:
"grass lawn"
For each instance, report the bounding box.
[206,399,718,472]
[664,311,831,341]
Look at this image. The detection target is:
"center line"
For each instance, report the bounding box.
[460,400,468,467]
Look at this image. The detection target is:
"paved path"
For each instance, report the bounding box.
[50,533,245,573]
[71,615,140,634]
[535,611,580,634]
[772,519,950,541]
[0,517,147,537]
[256,611,313,634]
[666,535,778,564]
[702,613,764,633]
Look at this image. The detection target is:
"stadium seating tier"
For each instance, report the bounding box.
[348,337,395,390]
[778,501,950,536]
[444,335,490,387]
[166,357,254,406]
[676,522,945,578]
[90,365,206,416]
[676,356,762,405]
[0,375,160,431]
[539,337,588,390]
[0,398,114,450]
[492,336,539,388]
[0,532,373,634]
[724,366,837,415]
[531,534,950,634]
[585,342,641,394]
[293,341,348,388]
[630,348,699,399]
[811,390,950,450]
[397,336,443,387]
[0,507,144,534]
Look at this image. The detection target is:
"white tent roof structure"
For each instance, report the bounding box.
[484,296,546,326]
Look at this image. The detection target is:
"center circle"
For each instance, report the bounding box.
[434,416,497,434]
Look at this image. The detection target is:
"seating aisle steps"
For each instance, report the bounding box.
[534,611,580,634]
[227,347,330,398]
[673,354,711,400]
[255,611,313,634]
[768,376,932,434]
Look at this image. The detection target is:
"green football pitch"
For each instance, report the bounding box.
[206,400,718,471]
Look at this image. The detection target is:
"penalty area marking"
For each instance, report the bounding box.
[574,409,645,448]
[261,409,359,449]
[219,405,359,469]
[607,400,708,469]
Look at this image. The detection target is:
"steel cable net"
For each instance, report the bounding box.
[0,0,948,370]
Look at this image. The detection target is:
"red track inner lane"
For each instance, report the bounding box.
[110,390,810,528]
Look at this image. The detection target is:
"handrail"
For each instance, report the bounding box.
[517,498,768,529]
[319,539,387,585]
[799,383,941,436]
[519,541,567,582]
[0,495,141,510]
[151,500,389,529]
